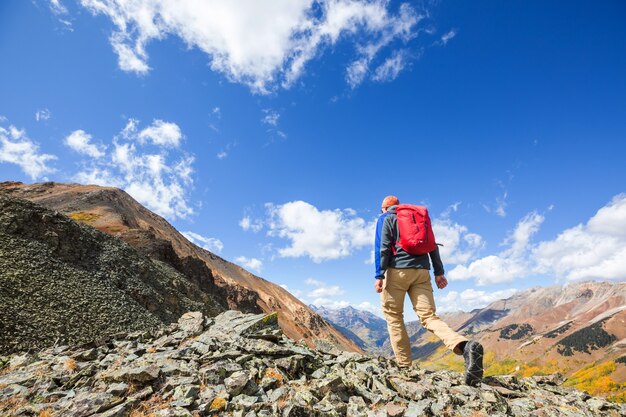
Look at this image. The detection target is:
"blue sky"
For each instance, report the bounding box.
[1,1,625,317]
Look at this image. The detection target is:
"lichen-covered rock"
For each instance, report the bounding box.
[0,310,624,417]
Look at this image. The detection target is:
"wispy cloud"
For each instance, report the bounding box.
[48,0,73,30]
[49,0,68,15]
[372,51,407,83]
[75,0,424,93]
[0,123,56,179]
[438,29,457,46]
[262,109,280,127]
[239,215,263,233]
[35,108,52,122]
[181,231,224,253]
[235,256,263,273]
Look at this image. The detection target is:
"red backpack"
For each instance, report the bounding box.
[394,204,437,255]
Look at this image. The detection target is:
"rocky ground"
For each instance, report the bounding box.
[1,311,624,417]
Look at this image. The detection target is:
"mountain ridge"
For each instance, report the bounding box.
[0,181,360,354]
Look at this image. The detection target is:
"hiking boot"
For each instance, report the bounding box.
[463,341,484,387]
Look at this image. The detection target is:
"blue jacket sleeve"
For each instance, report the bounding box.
[374,213,389,279]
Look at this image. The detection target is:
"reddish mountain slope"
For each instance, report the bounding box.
[0,181,361,353]
[419,281,626,400]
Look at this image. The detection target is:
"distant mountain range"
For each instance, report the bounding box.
[0,181,361,354]
[309,305,388,354]
[312,281,626,401]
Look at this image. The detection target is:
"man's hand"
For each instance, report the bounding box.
[374,279,383,293]
[435,275,448,289]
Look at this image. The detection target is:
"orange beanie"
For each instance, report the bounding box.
[381,195,400,209]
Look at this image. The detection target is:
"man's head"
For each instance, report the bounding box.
[381,195,399,212]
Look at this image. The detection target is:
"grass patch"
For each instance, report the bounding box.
[69,211,101,223]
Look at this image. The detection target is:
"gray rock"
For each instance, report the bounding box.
[347,395,369,417]
[103,364,160,383]
[128,386,154,402]
[208,311,280,340]
[404,399,432,417]
[388,377,430,401]
[171,384,200,407]
[0,309,620,417]
[225,370,251,396]
[106,382,128,396]
[177,311,205,337]
[231,393,258,409]
[92,400,133,417]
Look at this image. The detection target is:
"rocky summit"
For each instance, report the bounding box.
[1,311,624,417]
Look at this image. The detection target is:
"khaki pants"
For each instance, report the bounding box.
[381,267,467,367]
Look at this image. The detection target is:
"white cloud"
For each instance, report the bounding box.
[346,57,369,88]
[448,196,626,285]
[355,301,380,314]
[239,215,263,233]
[432,217,484,265]
[262,109,280,126]
[74,167,122,188]
[49,0,68,15]
[73,119,194,220]
[503,212,544,257]
[439,29,456,46]
[35,109,52,122]
[77,0,422,92]
[372,50,406,83]
[235,256,263,273]
[181,231,224,253]
[534,194,626,282]
[448,211,544,285]
[308,284,345,298]
[64,130,106,158]
[438,288,518,313]
[305,278,325,287]
[0,124,56,179]
[216,151,228,160]
[211,107,221,118]
[110,32,150,74]
[303,278,348,307]
[266,200,376,262]
[137,120,183,147]
[448,255,527,286]
[483,190,508,217]
[312,298,351,309]
[495,191,508,217]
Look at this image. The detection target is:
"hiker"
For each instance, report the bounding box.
[374,195,484,386]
